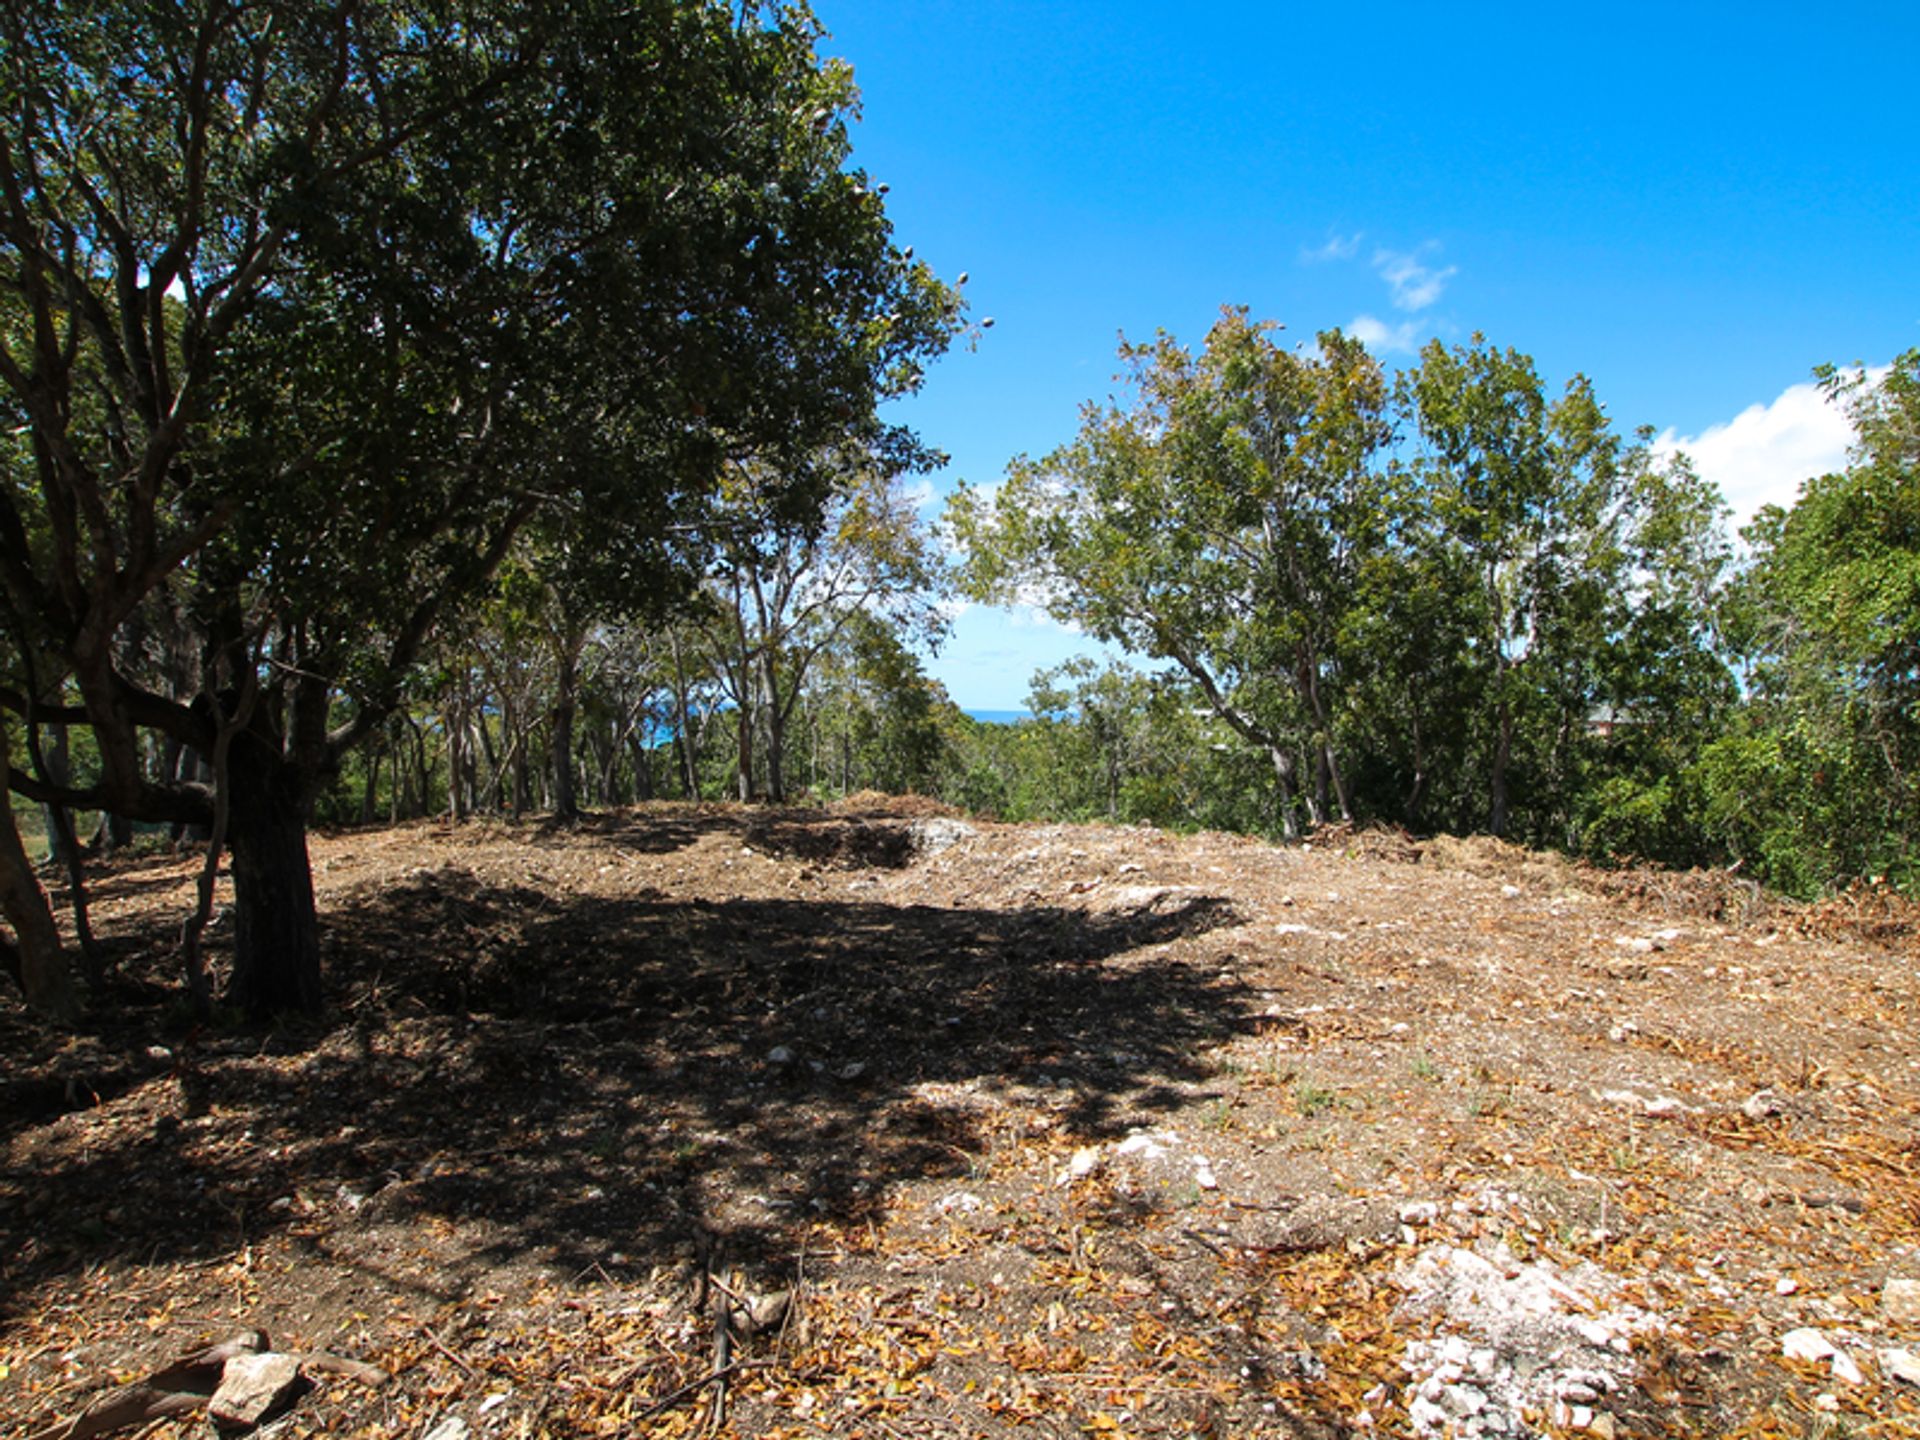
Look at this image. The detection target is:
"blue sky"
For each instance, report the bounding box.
[817,1,1920,711]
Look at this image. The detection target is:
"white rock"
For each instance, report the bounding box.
[909,817,976,853]
[1115,1130,1176,1160]
[1742,1089,1783,1120]
[1193,1157,1218,1190]
[1399,1201,1441,1225]
[1613,936,1655,954]
[1782,1327,1838,1362]
[1065,1146,1102,1181]
[1831,1348,1865,1386]
[936,1190,984,1214]
[1885,1278,1920,1325]
[423,1420,471,1440]
[1775,1277,1799,1296]
[1880,1347,1920,1386]
[209,1352,304,1429]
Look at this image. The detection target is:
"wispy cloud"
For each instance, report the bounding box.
[1373,246,1456,312]
[1301,231,1363,263]
[1654,374,1875,531]
[1349,314,1424,354]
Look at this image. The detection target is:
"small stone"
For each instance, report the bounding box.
[422,1420,471,1440]
[1880,1347,1920,1386]
[1782,1327,1838,1362]
[1884,1278,1920,1325]
[1066,1146,1102,1181]
[1775,1277,1799,1296]
[1569,1404,1595,1429]
[209,1352,304,1430]
[1742,1089,1783,1120]
[1831,1349,1865,1386]
[1193,1157,1218,1190]
[1813,1393,1840,1412]
[1587,1412,1619,1439]
[767,1045,795,1065]
[1501,884,1521,898]
[835,1062,866,1080]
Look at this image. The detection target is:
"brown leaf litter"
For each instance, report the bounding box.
[4,800,1920,1438]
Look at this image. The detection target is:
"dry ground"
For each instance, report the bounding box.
[3,799,1920,1439]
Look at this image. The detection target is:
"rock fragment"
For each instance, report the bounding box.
[208,1351,304,1430]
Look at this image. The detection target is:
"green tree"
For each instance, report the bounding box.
[1,0,959,1015]
[950,310,1392,838]
[698,451,946,803]
[1705,352,1920,894]
[1403,334,1623,838]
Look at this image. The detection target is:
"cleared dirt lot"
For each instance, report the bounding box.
[5,800,1919,1437]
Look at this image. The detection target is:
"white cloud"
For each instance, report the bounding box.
[1373,247,1456,312]
[1350,313,1423,354]
[1654,374,1876,531]
[1301,231,1363,263]
[900,477,937,514]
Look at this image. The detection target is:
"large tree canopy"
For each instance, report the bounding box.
[950,309,1394,837]
[1,0,961,1015]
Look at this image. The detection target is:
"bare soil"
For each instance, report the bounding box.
[4,799,1919,1439]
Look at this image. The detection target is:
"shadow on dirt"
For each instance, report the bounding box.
[0,814,1256,1327]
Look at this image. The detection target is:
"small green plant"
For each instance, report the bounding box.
[1202,1098,1235,1130]
[1409,1052,1440,1081]
[1294,1079,1337,1117]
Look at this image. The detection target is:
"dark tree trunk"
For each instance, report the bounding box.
[359,748,382,826]
[224,736,322,1018]
[0,731,78,1020]
[1489,696,1513,838]
[629,731,653,801]
[552,680,578,821]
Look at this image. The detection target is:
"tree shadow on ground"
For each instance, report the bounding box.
[0,825,1256,1329]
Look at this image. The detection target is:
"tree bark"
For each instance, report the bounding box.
[1267,744,1301,842]
[552,640,580,821]
[223,733,322,1018]
[0,730,79,1020]
[1489,694,1514,838]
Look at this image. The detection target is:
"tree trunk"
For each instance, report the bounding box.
[552,632,581,821]
[39,721,73,866]
[446,696,468,823]
[629,731,653,801]
[734,708,754,802]
[0,731,79,1020]
[223,734,323,1018]
[359,748,382,825]
[1489,695,1514,838]
[1267,745,1300,842]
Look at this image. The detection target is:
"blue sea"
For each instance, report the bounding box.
[964,708,1031,726]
